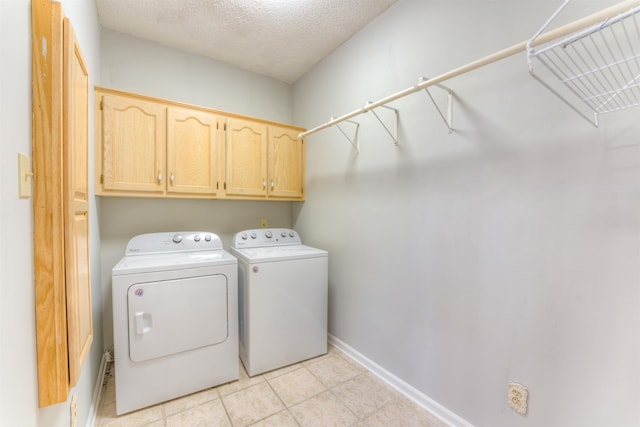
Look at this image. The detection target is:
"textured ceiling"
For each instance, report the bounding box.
[95,0,399,83]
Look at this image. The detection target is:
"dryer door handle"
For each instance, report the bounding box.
[134,311,152,335]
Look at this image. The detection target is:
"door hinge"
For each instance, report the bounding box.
[99,99,104,110]
[216,122,219,130]
[224,123,227,131]
[224,182,227,190]
[216,182,219,190]
[100,174,104,184]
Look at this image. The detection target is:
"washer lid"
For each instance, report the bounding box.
[112,250,237,275]
[231,244,327,263]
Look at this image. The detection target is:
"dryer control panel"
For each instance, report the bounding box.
[125,231,223,255]
[231,228,302,249]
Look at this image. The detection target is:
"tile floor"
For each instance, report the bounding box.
[96,345,447,427]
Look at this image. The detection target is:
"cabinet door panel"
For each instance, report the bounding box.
[63,18,93,387]
[225,118,267,197]
[268,126,304,199]
[101,95,166,193]
[167,107,218,195]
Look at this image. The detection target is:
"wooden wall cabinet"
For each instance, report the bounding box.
[224,118,268,197]
[267,125,305,199]
[225,120,305,199]
[167,106,221,196]
[32,0,93,406]
[97,91,223,198]
[100,93,166,194]
[95,88,305,201]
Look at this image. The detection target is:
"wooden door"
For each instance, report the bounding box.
[225,118,267,197]
[100,94,166,193]
[268,126,304,199]
[167,107,219,195]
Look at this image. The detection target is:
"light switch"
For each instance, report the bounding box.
[18,152,33,198]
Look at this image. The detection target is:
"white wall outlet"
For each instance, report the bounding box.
[260,218,268,228]
[70,393,78,427]
[508,382,528,415]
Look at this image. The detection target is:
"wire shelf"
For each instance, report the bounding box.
[528,2,640,126]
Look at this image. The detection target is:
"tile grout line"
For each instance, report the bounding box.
[217,361,254,423]
[262,375,303,427]
[273,354,364,424]
[325,372,367,423]
[217,397,234,427]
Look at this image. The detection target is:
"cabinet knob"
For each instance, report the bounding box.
[262,179,266,190]
[170,173,174,186]
[271,179,275,190]
[157,170,162,184]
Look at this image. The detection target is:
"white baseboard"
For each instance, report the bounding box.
[328,334,474,427]
[86,350,111,427]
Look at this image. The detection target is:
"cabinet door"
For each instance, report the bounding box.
[33,0,69,406]
[63,17,92,387]
[225,118,267,197]
[100,94,166,193]
[167,107,219,195]
[268,126,304,199]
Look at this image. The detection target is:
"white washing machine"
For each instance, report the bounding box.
[230,228,328,376]
[112,231,238,415]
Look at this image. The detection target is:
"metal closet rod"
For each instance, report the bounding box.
[298,0,640,139]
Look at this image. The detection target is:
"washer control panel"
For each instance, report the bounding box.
[125,231,223,255]
[231,228,301,248]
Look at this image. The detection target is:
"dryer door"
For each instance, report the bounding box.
[127,274,228,362]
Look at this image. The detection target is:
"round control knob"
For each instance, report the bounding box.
[194,234,201,242]
[250,232,257,239]
[289,231,295,237]
[204,234,211,242]
[265,231,273,238]
[281,231,287,237]
[172,234,183,243]
[241,233,248,240]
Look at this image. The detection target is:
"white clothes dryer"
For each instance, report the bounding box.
[112,232,238,415]
[230,228,328,376]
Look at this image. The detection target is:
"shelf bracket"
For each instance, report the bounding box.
[334,118,360,153]
[369,103,399,145]
[419,77,454,133]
